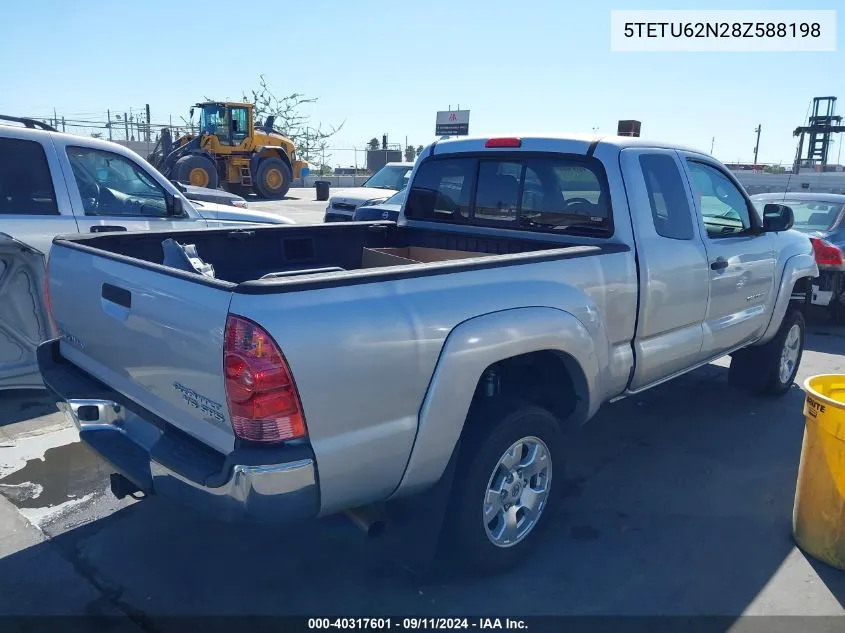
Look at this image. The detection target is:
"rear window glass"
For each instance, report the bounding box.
[405,154,611,235]
[0,138,59,215]
[404,158,474,221]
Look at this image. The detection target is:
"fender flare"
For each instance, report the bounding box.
[756,252,818,345]
[389,306,602,499]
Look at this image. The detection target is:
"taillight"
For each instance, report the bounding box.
[223,314,307,443]
[485,137,521,148]
[811,238,845,267]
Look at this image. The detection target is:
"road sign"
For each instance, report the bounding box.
[436,110,470,136]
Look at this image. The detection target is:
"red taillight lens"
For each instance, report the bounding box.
[223,315,306,443]
[811,238,845,267]
[485,137,521,148]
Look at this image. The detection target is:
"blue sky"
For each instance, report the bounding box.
[1,0,842,166]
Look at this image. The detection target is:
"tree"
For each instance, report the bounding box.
[404,145,416,162]
[416,145,424,157]
[242,74,344,164]
[367,137,380,151]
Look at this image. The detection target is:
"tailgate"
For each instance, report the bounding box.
[47,241,236,454]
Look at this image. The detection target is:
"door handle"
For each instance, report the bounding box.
[710,258,729,271]
[91,225,127,233]
[102,283,131,308]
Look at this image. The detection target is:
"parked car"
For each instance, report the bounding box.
[351,189,406,222]
[323,162,413,222]
[0,118,294,391]
[39,134,816,574]
[752,192,845,320]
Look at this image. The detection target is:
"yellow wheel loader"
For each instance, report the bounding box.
[148,102,308,199]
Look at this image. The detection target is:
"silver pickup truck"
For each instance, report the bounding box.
[38,134,817,574]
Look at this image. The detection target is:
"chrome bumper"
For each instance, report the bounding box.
[59,398,319,523]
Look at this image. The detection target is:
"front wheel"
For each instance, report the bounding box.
[445,398,564,574]
[729,307,805,396]
[254,157,292,199]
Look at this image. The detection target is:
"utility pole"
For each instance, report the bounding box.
[124,112,129,141]
[53,107,58,130]
[710,137,715,154]
[753,124,761,165]
[61,117,65,133]
[107,110,113,141]
[145,104,151,142]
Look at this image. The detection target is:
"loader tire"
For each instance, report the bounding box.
[173,155,218,189]
[254,157,291,199]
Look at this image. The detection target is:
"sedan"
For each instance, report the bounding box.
[751,192,845,321]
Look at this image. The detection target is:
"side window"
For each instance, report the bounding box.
[0,138,59,215]
[639,154,694,240]
[231,107,248,144]
[66,147,168,217]
[405,158,474,221]
[474,160,521,222]
[686,161,752,238]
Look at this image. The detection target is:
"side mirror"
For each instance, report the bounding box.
[167,195,188,218]
[763,203,794,232]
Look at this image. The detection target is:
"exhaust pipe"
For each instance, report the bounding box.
[345,505,386,538]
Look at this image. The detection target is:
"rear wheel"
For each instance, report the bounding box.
[173,155,218,189]
[445,398,564,574]
[729,307,805,396]
[254,157,292,199]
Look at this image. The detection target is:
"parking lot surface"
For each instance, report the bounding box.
[3,314,845,626]
[245,187,328,225]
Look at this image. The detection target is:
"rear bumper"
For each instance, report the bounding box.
[37,339,319,523]
[813,269,845,307]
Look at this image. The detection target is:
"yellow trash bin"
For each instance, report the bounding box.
[793,374,845,569]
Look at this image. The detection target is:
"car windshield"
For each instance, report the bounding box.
[383,189,407,205]
[363,165,411,190]
[753,199,844,232]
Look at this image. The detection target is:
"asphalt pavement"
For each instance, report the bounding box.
[2,193,845,627]
[244,187,328,225]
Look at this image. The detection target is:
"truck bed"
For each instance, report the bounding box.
[58,221,607,291]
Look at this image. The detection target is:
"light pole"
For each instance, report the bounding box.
[753,125,761,165]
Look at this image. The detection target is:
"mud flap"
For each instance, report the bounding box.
[379,437,462,579]
[0,234,51,390]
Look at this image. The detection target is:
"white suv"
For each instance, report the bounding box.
[323,162,414,222]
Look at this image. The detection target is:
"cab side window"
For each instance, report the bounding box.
[686,161,753,238]
[0,138,59,215]
[231,107,249,145]
[639,154,694,240]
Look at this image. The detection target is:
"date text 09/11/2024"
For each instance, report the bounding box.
[307,618,528,630]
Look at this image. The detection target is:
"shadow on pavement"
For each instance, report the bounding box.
[2,361,838,621]
[0,389,57,428]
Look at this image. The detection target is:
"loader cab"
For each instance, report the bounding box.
[196,102,253,147]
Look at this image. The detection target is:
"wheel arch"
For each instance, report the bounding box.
[389,306,601,500]
[756,252,818,346]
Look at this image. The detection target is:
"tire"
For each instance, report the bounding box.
[254,157,292,199]
[445,397,564,575]
[830,297,845,325]
[173,155,218,189]
[728,307,805,397]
